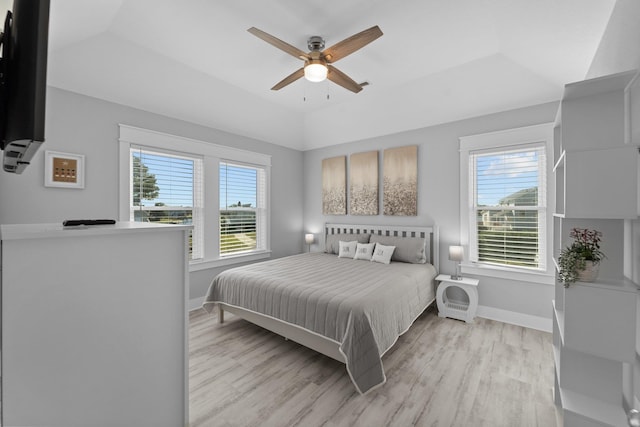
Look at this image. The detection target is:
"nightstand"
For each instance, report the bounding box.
[435,274,479,323]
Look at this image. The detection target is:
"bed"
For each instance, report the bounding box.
[202,223,439,394]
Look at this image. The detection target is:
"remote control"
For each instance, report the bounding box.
[63,219,116,227]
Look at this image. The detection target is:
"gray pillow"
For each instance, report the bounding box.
[369,235,426,264]
[325,233,370,254]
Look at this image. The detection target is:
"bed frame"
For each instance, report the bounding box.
[218,223,439,363]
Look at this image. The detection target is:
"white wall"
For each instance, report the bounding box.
[303,101,559,329]
[587,0,640,79]
[0,87,304,301]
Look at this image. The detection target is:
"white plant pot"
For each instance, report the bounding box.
[577,260,600,282]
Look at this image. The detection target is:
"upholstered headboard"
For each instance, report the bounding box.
[324,223,439,271]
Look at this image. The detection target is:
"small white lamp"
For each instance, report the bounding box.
[305,233,314,252]
[449,245,464,280]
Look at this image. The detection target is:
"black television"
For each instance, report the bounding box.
[0,0,50,174]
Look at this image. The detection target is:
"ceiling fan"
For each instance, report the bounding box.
[247,25,383,94]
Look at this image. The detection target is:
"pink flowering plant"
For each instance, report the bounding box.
[558,227,605,287]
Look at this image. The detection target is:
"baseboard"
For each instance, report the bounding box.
[188,296,205,312]
[477,305,552,332]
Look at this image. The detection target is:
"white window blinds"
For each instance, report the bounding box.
[469,143,546,269]
[219,161,267,256]
[130,147,203,259]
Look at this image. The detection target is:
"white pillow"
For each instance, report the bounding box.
[371,243,396,264]
[353,242,375,261]
[338,240,358,258]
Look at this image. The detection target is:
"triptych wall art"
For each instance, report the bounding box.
[321,145,417,216]
[349,150,378,215]
[383,145,417,216]
[322,156,347,215]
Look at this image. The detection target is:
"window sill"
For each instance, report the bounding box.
[461,262,555,286]
[189,250,272,272]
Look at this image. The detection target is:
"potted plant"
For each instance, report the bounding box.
[558,227,605,287]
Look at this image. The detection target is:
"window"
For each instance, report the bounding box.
[130,147,203,259]
[459,123,554,283]
[219,162,267,256]
[119,125,271,271]
[470,144,546,269]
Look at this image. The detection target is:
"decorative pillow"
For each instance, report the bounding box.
[371,243,396,264]
[369,235,427,264]
[338,240,358,259]
[325,233,370,255]
[353,242,376,261]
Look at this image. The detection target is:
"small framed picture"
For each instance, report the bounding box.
[44,151,85,189]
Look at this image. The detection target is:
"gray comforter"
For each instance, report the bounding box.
[203,252,437,394]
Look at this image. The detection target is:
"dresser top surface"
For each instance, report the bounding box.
[0,221,192,241]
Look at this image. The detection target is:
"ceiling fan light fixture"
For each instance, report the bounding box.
[248,25,382,92]
[304,60,328,82]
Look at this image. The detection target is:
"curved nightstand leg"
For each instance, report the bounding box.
[436,281,448,318]
[465,286,479,323]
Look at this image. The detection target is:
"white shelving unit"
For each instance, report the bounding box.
[552,70,640,427]
[626,71,640,146]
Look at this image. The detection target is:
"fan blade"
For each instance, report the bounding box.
[271,67,305,90]
[327,65,362,93]
[323,25,383,63]
[248,27,309,60]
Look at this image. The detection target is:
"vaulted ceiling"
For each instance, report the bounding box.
[45,0,618,150]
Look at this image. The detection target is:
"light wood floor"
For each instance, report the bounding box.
[189,305,558,427]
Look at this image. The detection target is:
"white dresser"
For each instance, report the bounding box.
[0,222,190,427]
